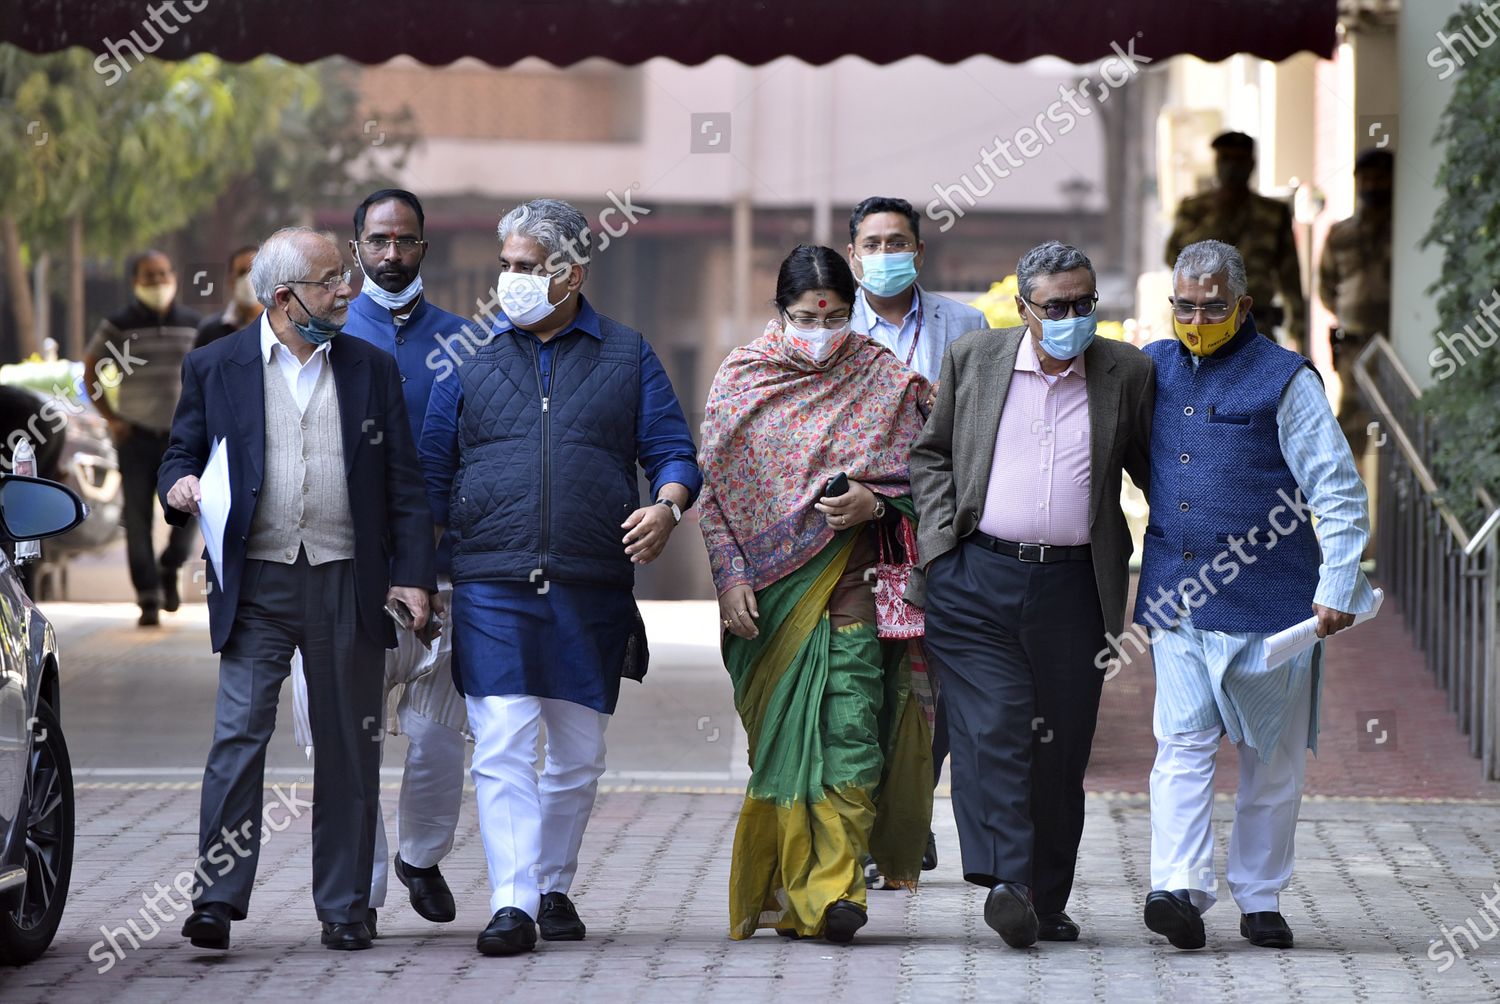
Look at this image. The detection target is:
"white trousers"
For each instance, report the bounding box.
[371,702,469,907]
[1149,667,1314,915]
[466,694,610,919]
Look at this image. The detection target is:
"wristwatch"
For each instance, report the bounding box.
[656,498,682,525]
[871,496,887,521]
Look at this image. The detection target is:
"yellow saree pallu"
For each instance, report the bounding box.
[724,531,932,939]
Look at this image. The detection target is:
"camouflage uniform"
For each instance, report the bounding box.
[1166,191,1307,351]
[1318,211,1392,447]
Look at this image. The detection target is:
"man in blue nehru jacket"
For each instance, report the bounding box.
[1135,240,1374,952]
[343,189,470,933]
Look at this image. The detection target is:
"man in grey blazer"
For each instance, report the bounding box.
[909,241,1153,948]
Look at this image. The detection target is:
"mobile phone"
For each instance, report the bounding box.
[384,599,415,631]
[823,472,850,499]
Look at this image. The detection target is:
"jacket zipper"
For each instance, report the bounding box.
[531,340,551,577]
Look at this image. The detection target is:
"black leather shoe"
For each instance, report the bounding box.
[138,605,160,628]
[365,909,378,940]
[984,882,1039,948]
[181,902,232,950]
[1144,890,1206,950]
[539,891,586,941]
[1037,911,1080,942]
[822,900,868,944]
[477,908,537,956]
[160,567,180,612]
[921,831,938,871]
[394,854,457,923]
[321,921,373,951]
[1240,911,1294,948]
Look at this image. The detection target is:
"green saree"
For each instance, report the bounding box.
[724,516,933,940]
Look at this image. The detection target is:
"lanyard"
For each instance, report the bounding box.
[903,303,925,368]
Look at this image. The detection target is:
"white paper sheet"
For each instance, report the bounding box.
[1263,587,1384,670]
[198,437,231,590]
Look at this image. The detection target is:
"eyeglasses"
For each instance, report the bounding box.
[1025,293,1098,321]
[857,240,915,254]
[285,270,353,292]
[785,312,852,331]
[357,237,426,253]
[1169,298,1233,322]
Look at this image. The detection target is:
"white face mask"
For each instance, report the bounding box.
[357,255,424,311]
[784,318,852,364]
[135,280,176,313]
[232,274,258,308]
[496,269,567,329]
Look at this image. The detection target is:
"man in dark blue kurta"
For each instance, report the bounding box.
[421,199,702,957]
[341,189,471,932]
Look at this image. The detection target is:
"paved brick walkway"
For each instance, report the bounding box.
[4,786,1500,1003]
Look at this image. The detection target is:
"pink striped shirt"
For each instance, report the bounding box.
[976,335,1092,545]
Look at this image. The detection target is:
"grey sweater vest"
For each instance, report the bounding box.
[246,357,356,565]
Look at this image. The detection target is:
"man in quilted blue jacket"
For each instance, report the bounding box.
[421,198,702,957]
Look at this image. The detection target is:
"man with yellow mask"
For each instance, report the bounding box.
[1133,240,1374,952]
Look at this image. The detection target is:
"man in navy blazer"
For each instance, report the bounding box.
[158,227,437,952]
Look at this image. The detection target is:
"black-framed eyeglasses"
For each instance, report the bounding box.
[857,239,915,254]
[285,270,353,292]
[1025,293,1098,321]
[357,237,426,254]
[1169,298,1233,322]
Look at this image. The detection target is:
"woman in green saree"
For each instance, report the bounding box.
[698,245,934,943]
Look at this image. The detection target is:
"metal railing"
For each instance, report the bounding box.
[1353,337,1500,779]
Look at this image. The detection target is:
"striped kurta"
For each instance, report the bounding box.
[1151,366,1376,758]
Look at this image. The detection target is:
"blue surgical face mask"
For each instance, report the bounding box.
[1024,300,1097,360]
[284,288,343,345]
[856,251,919,298]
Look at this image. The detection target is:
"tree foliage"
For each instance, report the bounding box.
[1423,3,1500,524]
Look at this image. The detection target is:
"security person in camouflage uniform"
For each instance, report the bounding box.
[1318,149,1393,451]
[1166,132,1307,352]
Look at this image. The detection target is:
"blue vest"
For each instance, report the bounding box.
[1134,320,1321,633]
[448,315,642,589]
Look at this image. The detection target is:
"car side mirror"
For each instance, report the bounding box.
[0,476,87,542]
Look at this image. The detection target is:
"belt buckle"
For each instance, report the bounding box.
[1017,542,1048,563]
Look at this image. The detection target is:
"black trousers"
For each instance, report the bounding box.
[117,424,196,607]
[194,552,384,924]
[922,538,1107,915]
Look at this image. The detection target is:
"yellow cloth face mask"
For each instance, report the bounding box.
[1173,301,1241,357]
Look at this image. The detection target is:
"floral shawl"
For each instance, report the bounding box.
[698,320,931,594]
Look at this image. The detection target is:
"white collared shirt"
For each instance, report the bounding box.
[259,313,332,413]
[853,286,926,376]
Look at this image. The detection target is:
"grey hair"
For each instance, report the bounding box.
[497,198,592,274]
[1173,239,1248,299]
[249,227,337,307]
[1016,240,1096,301]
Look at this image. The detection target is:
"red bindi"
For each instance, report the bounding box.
[818,298,827,308]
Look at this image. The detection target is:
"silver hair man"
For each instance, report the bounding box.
[250,227,344,307]
[1173,239,1249,300]
[497,199,592,274]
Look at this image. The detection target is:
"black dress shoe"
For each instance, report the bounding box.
[138,605,160,628]
[160,567,180,612]
[1143,890,1206,950]
[539,891,586,941]
[394,854,457,923]
[477,907,537,956]
[365,908,377,940]
[181,902,232,950]
[1240,911,1294,948]
[321,921,373,951]
[984,882,1039,948]
[921,831,938,871]
[1037,911,1080,942]
[822,900,868,944]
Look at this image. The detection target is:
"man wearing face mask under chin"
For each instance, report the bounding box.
[909,241,1155,949]
[420,198,702,957]
[1165,132,1307,354]
[86,249,202,627]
